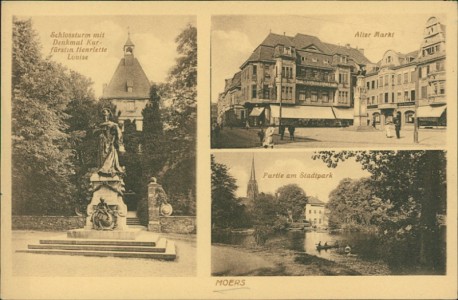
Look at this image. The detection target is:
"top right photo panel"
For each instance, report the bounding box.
[211,15,447,149]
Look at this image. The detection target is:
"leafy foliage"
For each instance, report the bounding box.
[211,155,241,228]
[275,184,308,222]
[313,150,446,272]
[12,18,96,215]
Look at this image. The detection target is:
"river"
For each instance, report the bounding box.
[213,229,384,263]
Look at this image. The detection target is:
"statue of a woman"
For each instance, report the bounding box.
[96,108,125,177]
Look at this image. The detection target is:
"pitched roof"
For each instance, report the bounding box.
[102,57,151,99]
[307,196,325,205]
[241,32,372,68]
[292,33,331,53]
[323,42,371,65]
[260,33,294,47]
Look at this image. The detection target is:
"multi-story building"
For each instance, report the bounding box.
[218,16,447,129]
[416,16,446,126]
[101,33,151,131]
[365,16,446,128]
[304,197,328,228]
[217,32,373,127]
[365,50,418,128]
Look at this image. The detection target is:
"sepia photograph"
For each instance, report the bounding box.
[211,15,447,148]
[212,151,446,276]
[9,15,197,277]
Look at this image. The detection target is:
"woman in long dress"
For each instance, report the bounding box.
[97,108,125,177]
[263,126,275,148]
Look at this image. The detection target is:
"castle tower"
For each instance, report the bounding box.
[246,155,259,201]
[101,31,151,131]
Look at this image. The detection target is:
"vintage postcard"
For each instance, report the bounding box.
[1,1,457,300]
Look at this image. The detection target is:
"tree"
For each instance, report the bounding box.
[12,18,75,215]
[275,184,308,222]
[327,177,391,230]
[211,155,239,228]
[12,18,99,215]
[313,150,446,272]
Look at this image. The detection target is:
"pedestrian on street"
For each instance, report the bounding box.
[245,120,250,130]
[394,115,401,139]
[385,120,393,138]
[288,125,295,141]
[257,127,265,147]
[263,126,275,149]
[279,125,285,140]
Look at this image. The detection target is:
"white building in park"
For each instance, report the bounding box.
[304,197,328,228]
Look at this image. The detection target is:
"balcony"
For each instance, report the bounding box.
[296,77,338,88]
[427,71,445,83]
[378,103,397,110]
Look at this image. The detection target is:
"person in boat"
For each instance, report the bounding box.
[317,241,322,247]
[324,242,328,247]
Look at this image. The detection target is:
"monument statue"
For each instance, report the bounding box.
[96,108,125,177]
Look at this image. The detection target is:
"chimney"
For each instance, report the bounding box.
[345,43,351,49]
[358,48,365,55]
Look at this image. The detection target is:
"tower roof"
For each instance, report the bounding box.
[102,33,150,100]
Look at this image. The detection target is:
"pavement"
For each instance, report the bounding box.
[11,230,196,277]
[212,126,446,149]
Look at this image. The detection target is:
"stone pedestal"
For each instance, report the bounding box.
[84,173,128,231]
[147,180,162,232]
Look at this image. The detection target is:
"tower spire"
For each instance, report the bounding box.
[247,154,259,201]
[250,154,256,180]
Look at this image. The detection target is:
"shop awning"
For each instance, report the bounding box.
[270,105,335,119]
[416,105,446,118]
[332,107,353,120]
[249,107,265,117]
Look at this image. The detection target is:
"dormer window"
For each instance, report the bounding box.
[312,58,317,63]
[323,59,329,64]
[127,79,133,93]
[340,56,347,63]
[386,56,392,63]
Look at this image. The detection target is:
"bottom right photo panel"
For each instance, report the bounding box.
[211,150,446,276]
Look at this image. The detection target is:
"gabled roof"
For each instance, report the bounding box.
[102,57,151,99]
[322,42,372,65]
[292,34,331,53]
[260,33,294,47]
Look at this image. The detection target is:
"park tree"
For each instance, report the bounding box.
[275,184,308,222]
[313,150,446,273]
[12,18,96,215]
[211,155,239,228]
[327,177,391,230]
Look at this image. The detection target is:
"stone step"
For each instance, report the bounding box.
[18,239,176,260]
[40,238,157,247]
[28,243,165,253]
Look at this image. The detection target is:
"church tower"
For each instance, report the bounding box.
[246,155,259,201]
[102,31,151,131]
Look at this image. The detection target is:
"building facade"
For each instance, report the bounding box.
[218,16,447,129]
[304,197,328,228]
[365,16,446,128]
[217,32,373,127]
[101,33,151,131]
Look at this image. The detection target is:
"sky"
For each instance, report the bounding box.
[213,152,370,202]
[211,14,444,103]
[25,15,196,98]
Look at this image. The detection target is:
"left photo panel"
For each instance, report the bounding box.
[11,15,197,276]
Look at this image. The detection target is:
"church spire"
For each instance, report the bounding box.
[247,154,259,201]
[250,154,256,180]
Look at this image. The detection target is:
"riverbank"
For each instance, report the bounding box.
[212,243,391,276]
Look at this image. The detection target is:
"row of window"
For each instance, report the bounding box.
[308,209,322,214]
[367,90,416,105]
[298,89,332,103]
[297,68,334,82]
[281,86,294,100]
[338,91,349,103]
[338,73,349,85]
